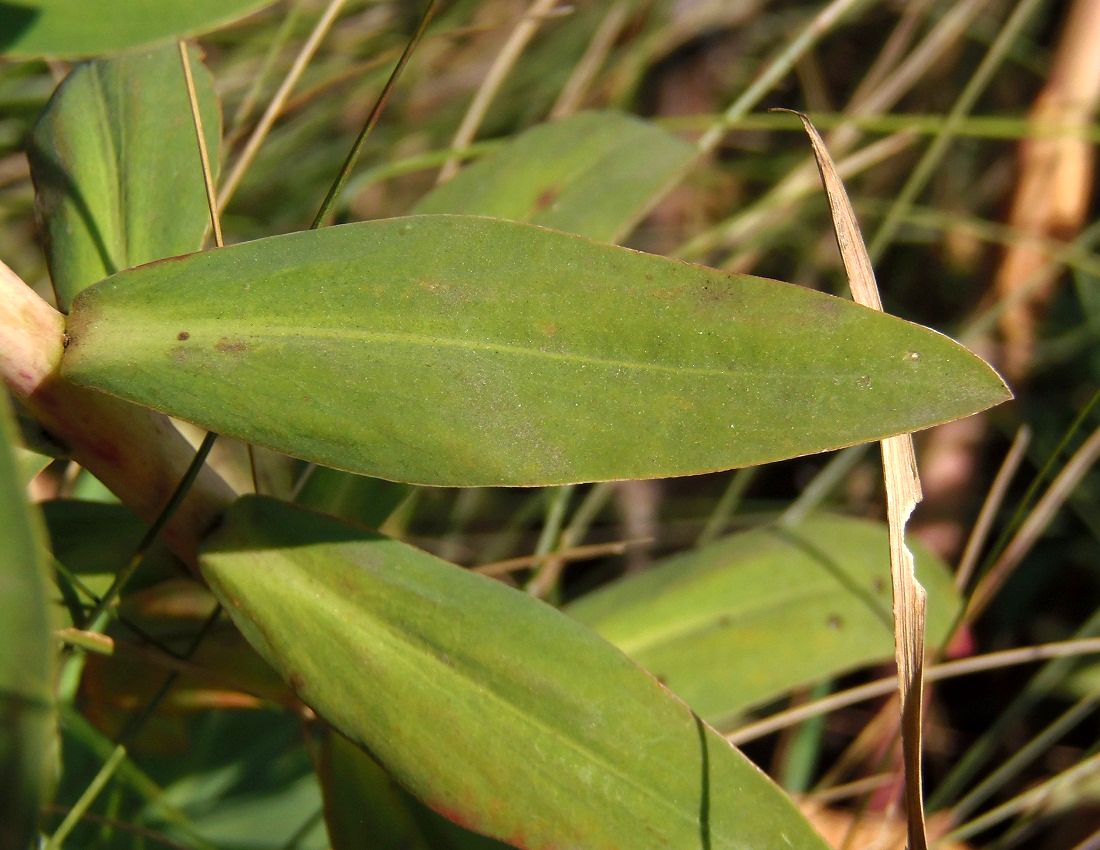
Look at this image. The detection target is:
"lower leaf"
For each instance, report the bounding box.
[200,496,830,850]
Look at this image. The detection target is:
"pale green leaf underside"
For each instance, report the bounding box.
[29,44,221,310]
[62,215,1010,487]
[414,111,695,243]
[201,496,831,850]
[0,0,277,58]
[568,514,962,729]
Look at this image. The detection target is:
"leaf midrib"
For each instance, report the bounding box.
[109,321,863,383]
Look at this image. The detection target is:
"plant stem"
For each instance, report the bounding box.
[311,0,437,228]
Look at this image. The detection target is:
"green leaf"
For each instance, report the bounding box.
[54,705,321,850]
[0,391,57,850]
[306,111,690,521]
[15,443,52,485]
[295,466,409,529]
[0,0,277,58]
[41,500,183,618]
[201,496,831,850]
[28,44,221,310]
[319,728,513,850]
[62,215,1010,487]
[414,111,695,242]
[319,728,435,850]
[567,514,962,728]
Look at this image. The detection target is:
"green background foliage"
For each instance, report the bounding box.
[1,2,1095,849]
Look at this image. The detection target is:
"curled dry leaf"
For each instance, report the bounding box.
[791,110,994,850]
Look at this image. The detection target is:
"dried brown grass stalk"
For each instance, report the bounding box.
[793,112,929,850]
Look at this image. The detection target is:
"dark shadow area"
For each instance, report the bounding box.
[26,141,120,296]
[203,495,386,555]
[0,3,39,52]
[693,711,712,850]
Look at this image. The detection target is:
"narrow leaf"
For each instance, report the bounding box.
[29,44,221,310]
[414,111,695,242]
[62,215,1011,487]
[0,391,57,850]
[201,496,832,850]
[566,515,962,729]
[0,0,277,58]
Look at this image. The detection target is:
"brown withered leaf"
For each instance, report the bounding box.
[790,110,929,850]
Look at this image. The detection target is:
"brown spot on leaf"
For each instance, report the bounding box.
[813,294,844,318]
[215,337,249,354]
[288,671,305,692]
[534,186,560,211]
[418,278,471,307]
[700,280,744,305]
[177,331,190,341]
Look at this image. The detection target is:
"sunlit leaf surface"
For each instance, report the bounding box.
[62,215,1010,486]
[201,496,832,850]
[0,0,277,58]
[28,44,220,309]
[414,111,695,242]
[568,514,962,728]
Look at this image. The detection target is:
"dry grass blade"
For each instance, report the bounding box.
[178,42,223,249]
[791,111,929,850]
[726,636,1100,746]
[437,0,564,184]
[217,0,350,213]
[549,0,628,119]
[953,425,1030,591]
[472,538,650,577]
[967,421,1100,621]
[942,751,1100,845]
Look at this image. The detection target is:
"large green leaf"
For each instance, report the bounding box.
[0,0,277,58]
[0,392,56,850]
[28,44,220,310]
[295,466,409,529]
[62,215,1010,487]
[567,515,962,729]
[201,496,831,850]
[305,111,690,520]
[414,111,695,242]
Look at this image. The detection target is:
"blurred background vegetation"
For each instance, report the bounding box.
[3,0,1099,847]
